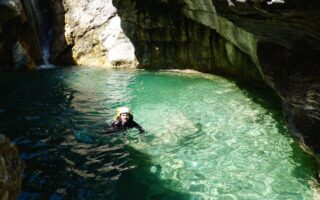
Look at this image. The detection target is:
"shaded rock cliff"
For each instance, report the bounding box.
[111,0,320,158]
[0,0,45,70]
[0,134,23,200]
[113,0,262,81]
[191,0,320,155]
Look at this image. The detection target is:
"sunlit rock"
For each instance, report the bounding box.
[60,0,138,67]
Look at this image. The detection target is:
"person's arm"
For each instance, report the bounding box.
[133,121,145,134]
[102,121,118,134]
[132,121,144,143]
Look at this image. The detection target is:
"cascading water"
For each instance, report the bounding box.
[21,0,55,69]
[39,29,55,69]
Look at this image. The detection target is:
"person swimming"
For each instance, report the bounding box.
[105,106,144,134]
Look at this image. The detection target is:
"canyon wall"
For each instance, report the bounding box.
[111,0,320,156]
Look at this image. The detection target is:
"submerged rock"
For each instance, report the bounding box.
[0,134,23,200]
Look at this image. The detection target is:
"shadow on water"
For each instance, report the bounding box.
[233,81,318,184]
[234,81,285,132]
[115,145,190,200]
[289,142,318,184]
[16,131,190,199]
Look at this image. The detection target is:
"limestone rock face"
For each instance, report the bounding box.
[54,0,138,67]
[113,0,262,80]
[0,134,23,200]
[48,0,72,64]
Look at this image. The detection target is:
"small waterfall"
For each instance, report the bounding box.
[39,29,55,69]
[22,0,55,69]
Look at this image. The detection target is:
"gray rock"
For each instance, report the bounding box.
[58,0,137,67]
[12,42,32,69]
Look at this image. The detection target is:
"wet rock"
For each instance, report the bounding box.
[0,0,21,71]
[112,0,263,80]
[12,41,35,69]
[0,134,23,200]
[0,0,42,71]
[208,0,320,156]
[47,0,73,64]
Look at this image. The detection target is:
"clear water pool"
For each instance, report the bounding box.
[0,67,316,199]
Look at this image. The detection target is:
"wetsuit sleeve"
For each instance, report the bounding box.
[102,122,118,134]
[133,121,145,134]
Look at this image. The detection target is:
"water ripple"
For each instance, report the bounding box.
[0,68,317,199]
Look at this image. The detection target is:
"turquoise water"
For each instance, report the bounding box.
[0,67,317,199]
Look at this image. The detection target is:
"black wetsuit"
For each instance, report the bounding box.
[105,118,144,134]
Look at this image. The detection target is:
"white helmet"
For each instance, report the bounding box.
[117,106,131,115]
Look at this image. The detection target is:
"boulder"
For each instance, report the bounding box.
[0,134,23,200]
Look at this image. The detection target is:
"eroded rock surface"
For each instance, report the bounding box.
[0,134,23,200]
[208,0,320,154]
